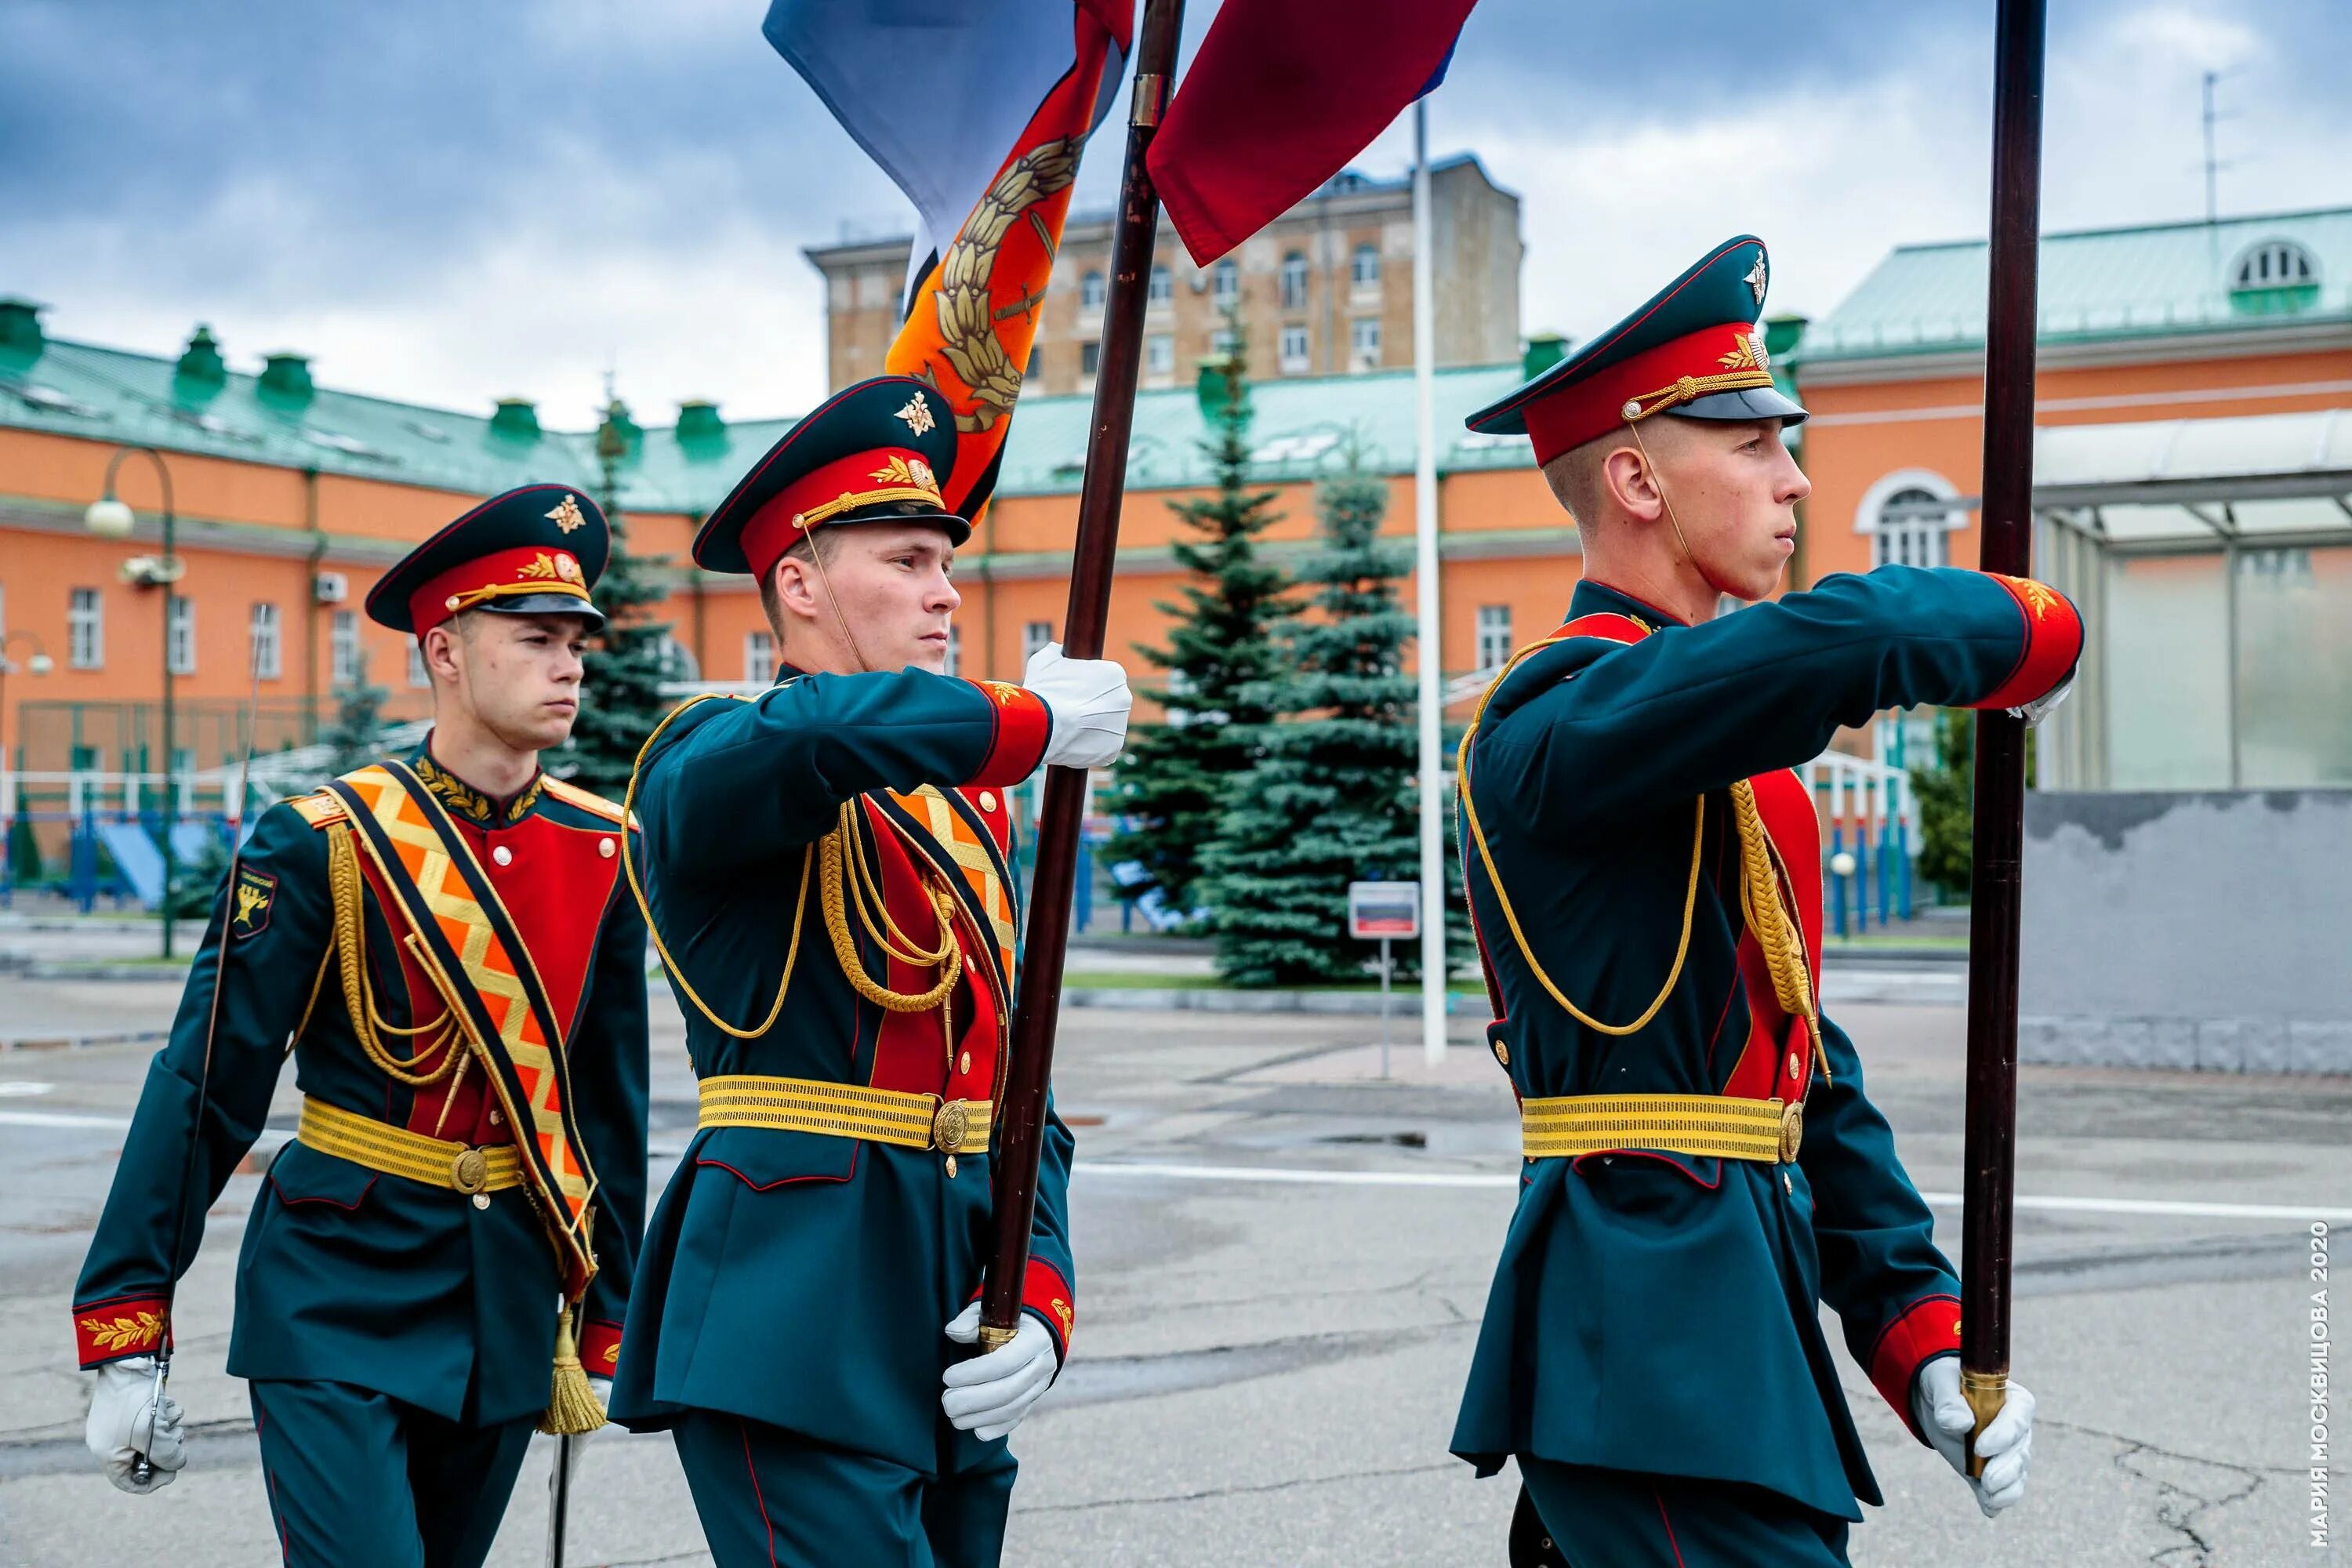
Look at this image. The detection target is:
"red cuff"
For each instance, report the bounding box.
[1971,574,2082,711]
[1022,1258,1076,1362]
[579,1318,623,1379]
[965,681,1051,785]
[73,1295,171,1368]
[1868,1294,1962,1437]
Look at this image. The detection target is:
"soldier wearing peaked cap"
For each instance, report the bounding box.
[608,374,1131,1568]
[1449,240,2068,1566]
[74,485,651,1567]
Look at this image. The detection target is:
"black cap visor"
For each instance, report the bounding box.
[1673,385,1809,428]
[470,593,608,632]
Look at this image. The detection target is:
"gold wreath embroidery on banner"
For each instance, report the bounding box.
[546,495,587,534]
[931,136,1081,435]
[81,1312,165,1352]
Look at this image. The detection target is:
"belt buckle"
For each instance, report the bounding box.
[1777,1102,1804,1164]
[934,1098,971,1179]
[451,1146,491,1195]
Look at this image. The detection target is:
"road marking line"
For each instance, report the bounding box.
[1080,1161,2352,1220]
[0,1109,132,1131]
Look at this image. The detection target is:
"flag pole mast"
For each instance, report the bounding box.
[1959,0,2046,1472]
[1411,98,1447,1069]
[981,0,1188,1349]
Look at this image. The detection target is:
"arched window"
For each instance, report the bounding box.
[1080,270,1106,312]
[1212,259,1239,303]
[2231,239,2318,292]
[1873,487,1954,568]
[1352,242,1380,290]
[1279,251,1309,310]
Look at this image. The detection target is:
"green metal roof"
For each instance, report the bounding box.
[1792,205,2352,365]
[0,313,1537,516]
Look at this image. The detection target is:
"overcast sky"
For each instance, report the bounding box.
[5,0,2347,430]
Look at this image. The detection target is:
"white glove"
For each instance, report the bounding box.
[588,1374,612,1413]
[1024,642,1131,771]
[941,1301,1059,1442]
[85,1356,187,1494]
[1914,1357,2034,1517]
[2007,673,2072,728]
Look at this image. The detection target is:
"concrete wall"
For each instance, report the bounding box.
[2020,789,2352,1073]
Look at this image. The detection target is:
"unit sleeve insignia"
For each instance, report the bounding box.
[232,866,278,938]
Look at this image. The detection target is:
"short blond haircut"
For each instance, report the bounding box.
[1539,418,1695,530]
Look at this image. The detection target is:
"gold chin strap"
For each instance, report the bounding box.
[802,528,876,675]
[1623,419,1726,604]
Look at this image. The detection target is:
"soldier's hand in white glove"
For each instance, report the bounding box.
[941,1302,1059,1442]
[2007,673,2072,728]
[1915,1356,2034,1517]
[85,1356,187,1494]
[1023,641,1131,770]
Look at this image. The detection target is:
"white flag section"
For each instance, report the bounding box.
[764,0,1131,288]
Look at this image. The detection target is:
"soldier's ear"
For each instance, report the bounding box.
[1599,441,1667,524]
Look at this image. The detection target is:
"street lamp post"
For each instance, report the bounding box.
[85,445,181,958]
[0,631,56,904]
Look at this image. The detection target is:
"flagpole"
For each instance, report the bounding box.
[1960,0,2046,1472]
[980,0,1188,1349]
[1411,98,1446,1069]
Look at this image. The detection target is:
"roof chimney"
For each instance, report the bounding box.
[676,398,725,446]
[490,397,540,441]
[258,350,314,405]
[0,297,45,361]
[175,325,227,388]
[1762,314,1807,363]
[1521,332,1568,379]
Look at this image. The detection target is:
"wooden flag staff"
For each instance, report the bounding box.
[979,0,1189,1349]
[1959,0,2048,1473]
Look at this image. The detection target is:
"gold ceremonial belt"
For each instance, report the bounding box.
[1521,1093,1802,1164]
[697,1075,993,1156]
[296,1096,524,1194]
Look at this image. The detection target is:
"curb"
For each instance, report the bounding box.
[2,1027,170,1054]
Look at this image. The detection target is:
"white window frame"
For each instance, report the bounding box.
[745,630,776,684]
[69,587,103,670]
[1279,252,1309,310]
[1855,469,1963,569]
[1475,604,1514,670]
[167,594,195,677]
[1147,264,1172,308]
[331,608,361,684]
[1080,340,1102,378]
[1080,270,1107,312]
[1211,328,1240,357]
[1349,317,1381,368]
[1278,325,1310,373]
[1145,334,1174,375]
[1023,620,1054,662]
[1351,242,1380,292]
[249,602,282,681]
[1212,260,1239,304]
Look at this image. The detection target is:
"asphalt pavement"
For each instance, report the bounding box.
[0,963,2343,1566]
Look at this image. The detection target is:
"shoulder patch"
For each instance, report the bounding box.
[542,775,629,825]
[230,866,278,938]
[289,790,349,829]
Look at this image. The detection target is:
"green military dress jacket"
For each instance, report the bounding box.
[71,742,650,1426]
[610,665,1077,1477]
[1451,566,2082,1521]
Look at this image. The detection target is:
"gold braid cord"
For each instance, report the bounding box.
[326,820,466,1087]
[1457,636,1823,1063]
[820,802,960,1014]
[931,137,1080,434]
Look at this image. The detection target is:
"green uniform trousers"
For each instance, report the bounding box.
[249,1380,537,1567]
[673,1412,1018,1568]
[1517,1460,1853,1568]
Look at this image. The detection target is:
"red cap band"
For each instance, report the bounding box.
[408,544,592,637]
[1522,321,1774,465]
[741,446,946,582]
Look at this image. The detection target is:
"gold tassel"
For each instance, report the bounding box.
[538,1305,608,1436]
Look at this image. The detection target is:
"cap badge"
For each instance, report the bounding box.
[517,550,585,585]
[1744,256,1768,306]
[546,494,587,534]
[1717,332,1766,372]
[895,394,936,436]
